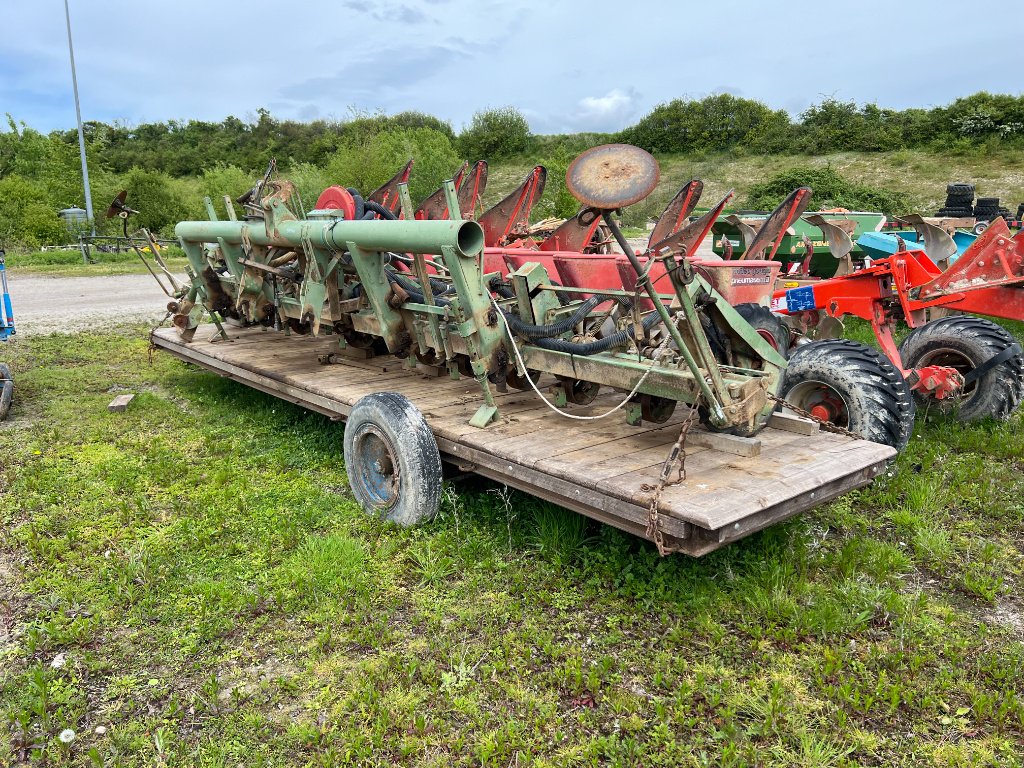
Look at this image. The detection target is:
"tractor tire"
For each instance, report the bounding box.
[898,316,1024,422]
[0,363,12,421]
[946,183,975,197]
[976,197,999,207]
[734,303,791,358]
[777,339,915,451]
[343,392,442,526]
[1016,203,1024,221]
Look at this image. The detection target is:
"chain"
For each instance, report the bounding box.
[765,391,864,440]
[641,398,700,556]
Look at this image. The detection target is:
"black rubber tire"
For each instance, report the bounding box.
[937,207,974,217]
[946,183,975,197]
[0,363,12,422]
[343,392,442,526]
[898,317,1024,422]
[778,339,915,451]
[976,197,999,207]
[1016,203,1024,221]
[734,303,791,359]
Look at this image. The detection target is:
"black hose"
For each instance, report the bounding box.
[528,312,662,356]
[364,200,397,220]
[489,278,515,299]
[502,296,603,339]
[347,189,365,220]
[386,271,453,307]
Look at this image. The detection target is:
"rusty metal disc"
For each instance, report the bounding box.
[105,190,128,219]
[565,144,660,210]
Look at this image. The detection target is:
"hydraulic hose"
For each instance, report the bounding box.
[528,311,663,356]
[347,189,365,220]
[502,295,603,339]
[364,200,397,220]
[386,270,453,307]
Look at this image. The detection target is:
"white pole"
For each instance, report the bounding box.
[63,0,95,236]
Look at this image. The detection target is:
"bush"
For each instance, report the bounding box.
[326,126,461,205]
[457,107,532,161]
[197,163,252,217]
[620,94,791,154]
[745,166,911,215]
[533,148,580,220]
[794,99,905,153]
[105,167,190,235]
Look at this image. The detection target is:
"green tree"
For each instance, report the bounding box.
[326,127,461,205]
[457,107,532,160]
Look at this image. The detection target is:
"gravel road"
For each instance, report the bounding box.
[6,272,173,336]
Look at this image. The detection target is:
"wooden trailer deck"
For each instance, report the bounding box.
[151,325,895,555]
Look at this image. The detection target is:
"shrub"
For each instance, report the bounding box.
[745,166,911,215]
[457,107,532,161]
[326,126,461,205]
[620,94,791,154]
[104,167,190,235]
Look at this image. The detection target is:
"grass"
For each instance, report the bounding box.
[5,249,189,279]
[0,325,1022,766]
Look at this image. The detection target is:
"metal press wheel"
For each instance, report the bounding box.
[343,392,442,526]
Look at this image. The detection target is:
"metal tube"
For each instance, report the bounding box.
[603,213,724,419]
[174,218,484,258]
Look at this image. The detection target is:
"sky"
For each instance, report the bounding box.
[0,0,1019,135]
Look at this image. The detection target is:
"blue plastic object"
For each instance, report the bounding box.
[857,229,978,264]
[0,251,15,341]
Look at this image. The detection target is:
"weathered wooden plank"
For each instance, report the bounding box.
[151,326,896,556]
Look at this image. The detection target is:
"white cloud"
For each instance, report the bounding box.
[572,89,641,132]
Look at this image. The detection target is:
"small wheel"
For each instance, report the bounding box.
[898,316,1024,421]
[343,392,442,525]
[559,377,600,405]
[972,220,989,236]
[779,339,915,451]
[288,318,312,336]
[0,363,12,421]
[506,365,541,391]
[640,394,677,423]
[734,303,791,359]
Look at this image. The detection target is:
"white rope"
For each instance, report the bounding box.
[490,294,672,422]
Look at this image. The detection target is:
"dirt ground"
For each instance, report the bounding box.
[5,273,174,336]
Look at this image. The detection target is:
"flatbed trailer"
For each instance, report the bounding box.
[151,325,895,556]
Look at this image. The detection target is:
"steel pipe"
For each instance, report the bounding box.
[175,218,484,258]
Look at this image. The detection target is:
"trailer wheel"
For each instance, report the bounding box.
[778,340,915,451]
[898,316,1024,421]
[734,303,791,358]
[0,363,12,421]
[343,392,442,526]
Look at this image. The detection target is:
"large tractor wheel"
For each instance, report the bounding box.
[778,340,915,451]
[0,363,12,421]
[898,316,1024,422]
[734,303,791,358]
[343,392,443,526]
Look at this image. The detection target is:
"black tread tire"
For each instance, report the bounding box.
[734,303,791,358]
[976,197,999,207]
[343,392,442,525]
[0,363,12,421]
[898,317,1024,422]
[779,339,915,451]
[946,183,975,197]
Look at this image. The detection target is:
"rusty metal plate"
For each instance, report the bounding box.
[566,144,659,210]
